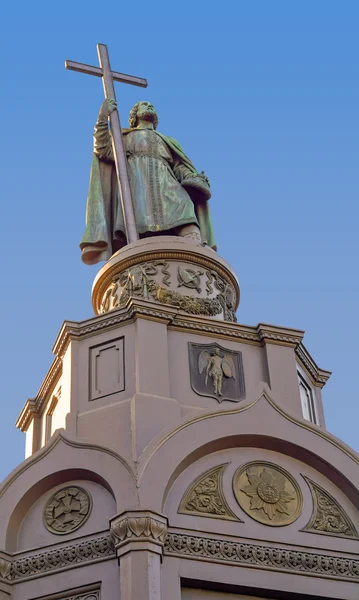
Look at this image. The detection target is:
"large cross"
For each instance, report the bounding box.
[65,44,148,244]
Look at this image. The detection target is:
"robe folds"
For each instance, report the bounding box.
[80,124,216,265]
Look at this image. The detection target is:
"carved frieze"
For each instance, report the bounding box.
[10,535,114,582]
[189,342,245,402]
[38,590,100,600]
[164,532,359,581]
[63,593,99,600]
[43,486,92,535]
[233,462,302,526]
[178,464,240,521]
[302,477,358,539]
[98,256,238,322]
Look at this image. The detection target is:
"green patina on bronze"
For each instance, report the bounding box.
[80,100,216,265]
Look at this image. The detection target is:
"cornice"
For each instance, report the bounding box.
[2,527,358,584]
[295,343,331,388]
[256,322,304,347]
[16,301,330,432]
[16,356,62,432]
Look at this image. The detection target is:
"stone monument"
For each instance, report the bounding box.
[0,44,358,600]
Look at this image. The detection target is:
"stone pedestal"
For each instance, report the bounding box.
[92,236,239,322]
[2,235,358,600]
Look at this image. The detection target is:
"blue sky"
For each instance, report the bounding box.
[0,1,358,480]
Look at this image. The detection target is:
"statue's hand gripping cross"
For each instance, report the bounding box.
[65,44,148,244]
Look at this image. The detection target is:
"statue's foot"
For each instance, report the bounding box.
[177,224,202,243]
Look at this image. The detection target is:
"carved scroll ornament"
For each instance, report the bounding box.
[178,464,240,521]
[302,477,358,539]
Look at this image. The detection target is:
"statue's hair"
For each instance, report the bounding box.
[129,102,159,130]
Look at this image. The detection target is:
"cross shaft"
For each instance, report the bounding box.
[65,44,148,245]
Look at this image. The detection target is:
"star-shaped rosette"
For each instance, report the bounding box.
[241,468,295,520]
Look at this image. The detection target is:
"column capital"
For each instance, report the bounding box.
[110,510,168,558]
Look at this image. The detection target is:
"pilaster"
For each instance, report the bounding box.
[110,510,168,600]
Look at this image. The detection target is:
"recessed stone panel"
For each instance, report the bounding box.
[89,337,125,401]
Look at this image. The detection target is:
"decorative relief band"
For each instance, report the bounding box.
[164,533,359,581]
[67,593,99,600]
[48,591,100,600]
[5,535,114,582]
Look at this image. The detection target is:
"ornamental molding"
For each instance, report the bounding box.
[0,534,114,583]
[138,388,359,479]
[37,585,100,600]
[0,430,135,501]
[302,477,358,539]
[110,511,168,557]
[16,300,329,431]
[164,532,359,581]
[16,358,62,431]
[178,464,240,521]
[295,344,331,388]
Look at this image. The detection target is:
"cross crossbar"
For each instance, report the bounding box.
[65,60,148,88]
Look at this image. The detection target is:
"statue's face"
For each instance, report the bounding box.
[136,101,157,123]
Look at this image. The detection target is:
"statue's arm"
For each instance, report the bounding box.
[93,99,117,162]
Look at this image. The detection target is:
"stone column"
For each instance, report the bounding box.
[110,510,168,600]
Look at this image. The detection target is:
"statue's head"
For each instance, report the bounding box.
[129,101,159,130]
[212,348,220,356]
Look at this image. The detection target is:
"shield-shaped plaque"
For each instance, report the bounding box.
[188,342,245,403]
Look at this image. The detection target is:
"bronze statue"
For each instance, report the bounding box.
[80,100,216,264]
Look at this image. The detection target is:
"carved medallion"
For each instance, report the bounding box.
[178,464,240,520]
[233,462,302,526]
[44,486,92,535]
[189,342,245,402]
[177,266,204,293]
[302,477,358,539]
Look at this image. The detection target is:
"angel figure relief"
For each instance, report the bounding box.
[199,348,236,398]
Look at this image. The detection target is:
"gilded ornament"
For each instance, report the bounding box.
[233,462,302,526]
[302,477,358,539]
[43,486,92,535]
[178,464,239,520]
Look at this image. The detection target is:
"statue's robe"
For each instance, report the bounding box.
[80,120,216,265]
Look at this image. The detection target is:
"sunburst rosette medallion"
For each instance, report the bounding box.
[233,462,303,526]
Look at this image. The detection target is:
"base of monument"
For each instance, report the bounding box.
[92,236,240,321]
